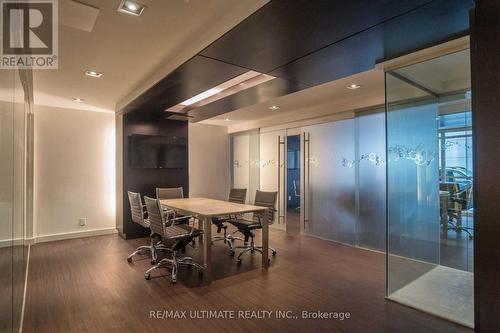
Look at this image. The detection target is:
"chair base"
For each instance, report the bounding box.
[144,251,204,283]
[233,238,276,264]
[127,242,170,264]
[212,234,244,252]
[447,221,473,239]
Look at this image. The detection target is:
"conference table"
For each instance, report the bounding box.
[160,197,270,283]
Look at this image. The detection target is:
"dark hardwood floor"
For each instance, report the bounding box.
[23,227,471,333]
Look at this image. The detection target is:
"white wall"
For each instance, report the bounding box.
[34,105,116,240]
[188,123,230,200]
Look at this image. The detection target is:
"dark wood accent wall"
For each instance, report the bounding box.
[471,1,500,332]
[119,112,188,239]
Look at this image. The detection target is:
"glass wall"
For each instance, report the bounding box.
[229,111,386,250]
[355,111,386,251]
[230,129,260,205]
[259,130,286,228]
[302,120,356,244]
[1,68,32,332]
[386,49,473,328]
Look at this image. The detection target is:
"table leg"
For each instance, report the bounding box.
[198,218,204,244]
[261,208,269,269]
[202,216,212,282]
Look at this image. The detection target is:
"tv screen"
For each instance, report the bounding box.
[129,134,187,169]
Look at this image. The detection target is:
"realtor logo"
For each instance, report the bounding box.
[1,0,58,69]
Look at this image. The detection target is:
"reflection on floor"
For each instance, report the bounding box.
[285,209,300,234]
[389,265,474,328]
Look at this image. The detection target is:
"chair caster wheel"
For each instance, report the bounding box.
[150,260,156,265]
[145,273,151,280]
[272,250,277,256]
[229,251,235,257]
[127,257,133,263]
[171,280,177,285]
[268,258,271,264]
[237,259,242,265]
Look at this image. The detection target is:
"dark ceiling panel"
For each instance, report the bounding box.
[200,0,432,73]
[269,0,473,87]
[122,55,248,115]
[187,78,308,122]
[122,0,474,121]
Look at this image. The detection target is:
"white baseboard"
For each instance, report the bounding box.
[0,237,24,248]
[35,227,117,243]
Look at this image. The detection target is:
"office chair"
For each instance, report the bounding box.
[227,190,278,264]
[212,188,247,251]
[156,187,184,199]
[156,186,191,226]
[126,191,168,264]
[447,185,474,239]
[143,196,204,283]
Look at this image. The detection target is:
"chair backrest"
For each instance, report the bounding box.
[254,190,278,223]
[127,191,147,227]
[156,187,184,200]
[144,196,165,236]
[228,188,247,204]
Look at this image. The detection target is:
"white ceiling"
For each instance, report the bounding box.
[33,0,268,112]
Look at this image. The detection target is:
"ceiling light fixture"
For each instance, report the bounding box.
[347,83,361,90]
[166,71,276,114]
[85,70,103,78]
[117,0,146,16]
[73,98,85,103]
[180,88,223,106]
[225,118,230,122]
[269,105,279,110]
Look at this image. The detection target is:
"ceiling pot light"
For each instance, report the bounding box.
[85,70,103,78]
[269,105,279,110]
[117,0,146,16]
[346,83,361,90]
[73,98,85,103]
[225,118,231,122]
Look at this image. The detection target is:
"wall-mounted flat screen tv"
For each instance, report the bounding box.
[129,134,187,169]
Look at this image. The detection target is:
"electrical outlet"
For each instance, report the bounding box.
[79,218,87,226]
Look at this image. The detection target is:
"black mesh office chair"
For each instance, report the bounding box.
[126,191,168,264]
[227,190,278,264]
[212,188,247,251]
[143,196,204,283]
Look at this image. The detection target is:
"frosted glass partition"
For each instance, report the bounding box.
[386,72,441,292]
[386,49,474,328]
[259,130,286,228]
[302,120,356,244]
[230,130,259,204]
[355,111,386,251]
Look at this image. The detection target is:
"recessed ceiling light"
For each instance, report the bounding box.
[346,83,361,90]
[269,105,279,110]
[117,0,145,16]
[73,98,85,103]
[85,70,103,78]
[225,118,230,122]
